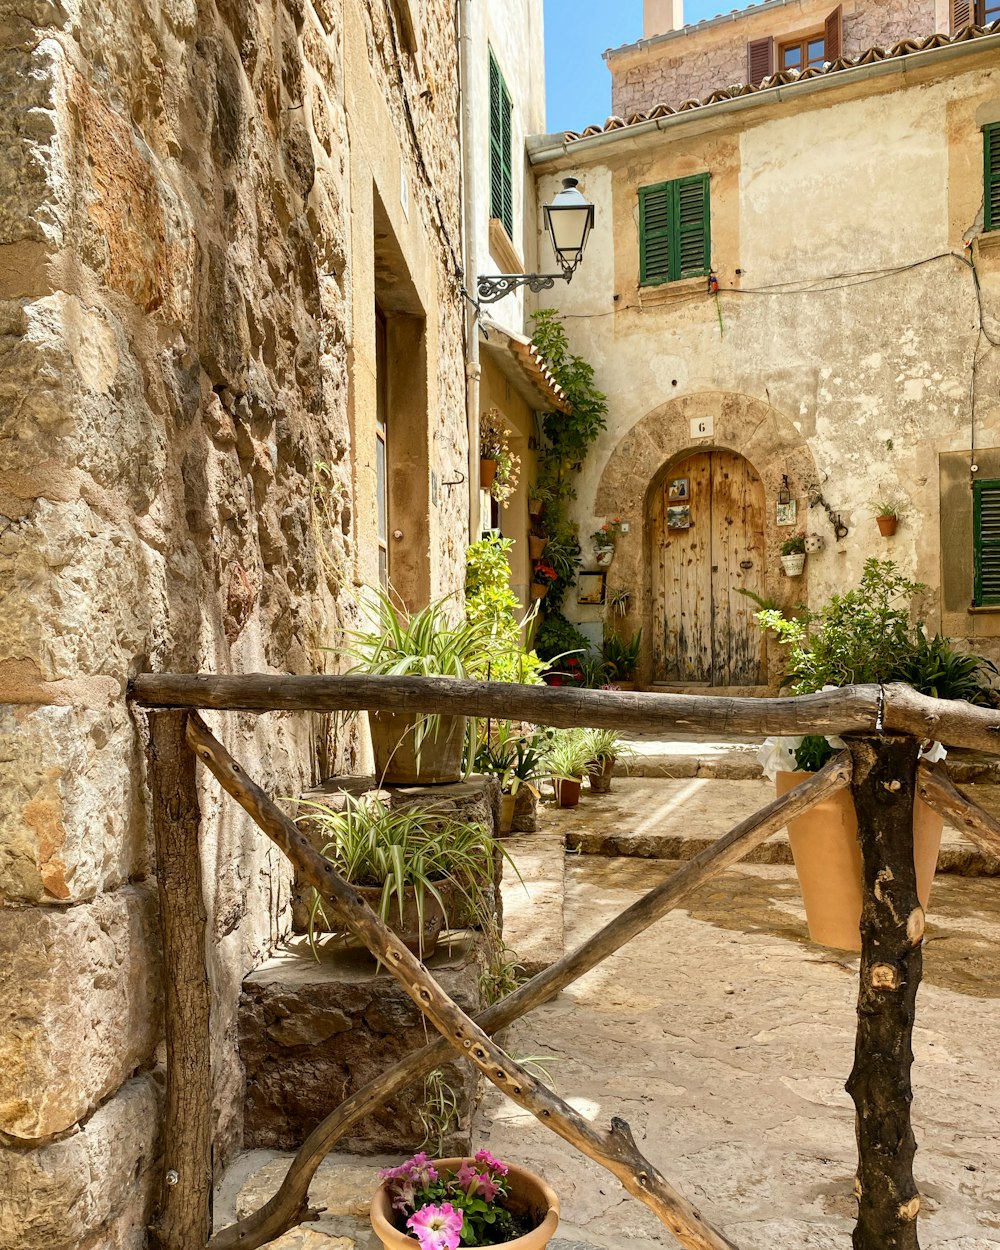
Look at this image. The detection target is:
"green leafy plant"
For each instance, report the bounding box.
[589,517,622,548]
[602,629,642,683]
[480,408,520,507]
[532,612,591,664]
[779,532,807,556]
[872,498,902,519]
[793,735,838,773]
[473,721,546,795]
[543,728,592,781]
[582,728,637,770]
[416,1068,462,1156]
[465,537,544,684]
[891,632,998,706]
[605,586,631,617]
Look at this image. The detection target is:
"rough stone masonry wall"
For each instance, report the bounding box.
[0,0,465,1245]
[609,0,939,119]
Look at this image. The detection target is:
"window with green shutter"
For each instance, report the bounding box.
[985,124,1000,235]
[639,174,711,286]
[973,479,1000,605]
[489,49,514,239]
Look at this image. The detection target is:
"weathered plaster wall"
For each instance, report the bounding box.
[607,0,940,121]
[0,0,468,1242]
[533,52,1000,684]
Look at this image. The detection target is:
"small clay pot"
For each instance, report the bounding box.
[587,757,615,794]
[499,792,516,834]
[480,458,498,488]
[876,515,898,536]
[553,777,582,807]
[530,582,548,599]
[529,535,548,560]
[780,553,806,576]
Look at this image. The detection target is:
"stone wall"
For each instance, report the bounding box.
[0,0,468,1243]
[608,0,940,121]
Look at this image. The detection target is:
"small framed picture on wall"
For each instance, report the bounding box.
[667,477,690,501]
[667,505,691,530]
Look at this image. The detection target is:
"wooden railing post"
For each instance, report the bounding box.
[846,735,923,1250]
[147,710,213,1250]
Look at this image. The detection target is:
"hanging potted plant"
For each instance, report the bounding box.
[589,517,622,568]
[528,533,548,561]
[543,729,591,807]
[348,590,497,785]
[530,560,557,600]
[779,531,806,576]
[372,1150,560,1250]
[300,796,503,960]
[874,501,900,537]
[480,408,509,490]
[756,560,998,950]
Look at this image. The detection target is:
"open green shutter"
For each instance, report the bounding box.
[674,174,710,278]
[986,125,1000,234]
[974,480,1000,604]
[639,183,672,284]
[488,48,514,238]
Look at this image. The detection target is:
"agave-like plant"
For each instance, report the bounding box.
[347,586,498,680]
[299,793,508,955]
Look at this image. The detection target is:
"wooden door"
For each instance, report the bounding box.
[651,450,767,686]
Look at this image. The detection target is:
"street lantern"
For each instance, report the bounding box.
[476,177,596,305]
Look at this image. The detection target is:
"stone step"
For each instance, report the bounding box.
[543,777,1000,877]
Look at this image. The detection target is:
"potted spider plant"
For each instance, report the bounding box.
[348,590,496,785]
[543,729,592,808]
[474,722,544,833]
[372,1149,559,1249]
[757,560,997,950]
[601,629,641,690]
[299,794,503,960]
[874,500,900,536]
[582,728,636,795]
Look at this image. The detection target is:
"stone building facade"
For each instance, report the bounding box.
[0,0,476,1243]
[607,0,954,122]
[530,24,1000,690]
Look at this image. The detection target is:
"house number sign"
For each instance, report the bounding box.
[690,416,714,438]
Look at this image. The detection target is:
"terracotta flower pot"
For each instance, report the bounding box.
[530,582,548,599]
[876,515,898,536]
[775,771,943,951]
[529,535,548,560]
[528,497,544,519]
[371,1157,560,1250]
[780,552,806,576]
[552,777,582,807]
[499,792,516,834]
[347,881,455,959]
[480,458,498,489]
[369,711,467,785]
[587,757,615,794]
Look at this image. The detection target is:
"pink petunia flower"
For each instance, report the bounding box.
[406,1201,464,1250]
[474,1148,509,1177]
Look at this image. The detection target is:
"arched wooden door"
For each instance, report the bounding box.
[651,449,767,686]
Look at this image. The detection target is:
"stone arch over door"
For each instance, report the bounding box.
[595,392,819,691]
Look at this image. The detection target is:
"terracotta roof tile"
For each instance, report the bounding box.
[564,21,1000,142]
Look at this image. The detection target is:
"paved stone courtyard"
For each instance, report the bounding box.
[216,760,1000,1249]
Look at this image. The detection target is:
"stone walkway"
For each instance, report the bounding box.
[216,765,1000,1249]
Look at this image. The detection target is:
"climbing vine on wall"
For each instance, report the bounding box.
[528,310,608,653]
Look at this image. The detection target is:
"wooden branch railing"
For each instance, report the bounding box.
[131,674,1000,754]
[130,674,1000,1250]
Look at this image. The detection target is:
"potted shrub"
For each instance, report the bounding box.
[474,722,544,834]
[300,795,503,960]
[779,532,807,576]
[349,590,495,785]
[756,560,998,950]
[601,629,641,690]
[371,1150,559,1250]
[590,517,621,567]
[874,501,900,536]
[582,728,636,794]
[543,729,592,807]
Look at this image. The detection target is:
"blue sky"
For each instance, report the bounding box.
[543,0,729,134]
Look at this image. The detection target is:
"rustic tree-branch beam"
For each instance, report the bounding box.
[846,736,923,1250]
[185,712,740,1250]
[916,760,1000,859]
[208,752,852,1250]
[147,712,213,1250]
[130,674,1000,753]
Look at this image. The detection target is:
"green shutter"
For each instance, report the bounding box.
[639,173,710,285]
[985,124,1000,234]
[973,480,1000,605]
[488,48,514,238]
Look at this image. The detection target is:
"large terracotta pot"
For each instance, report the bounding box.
[348,881,453,959]
[775,771,943,951]
[371,1157,560,1250]
[369,711,467,785]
